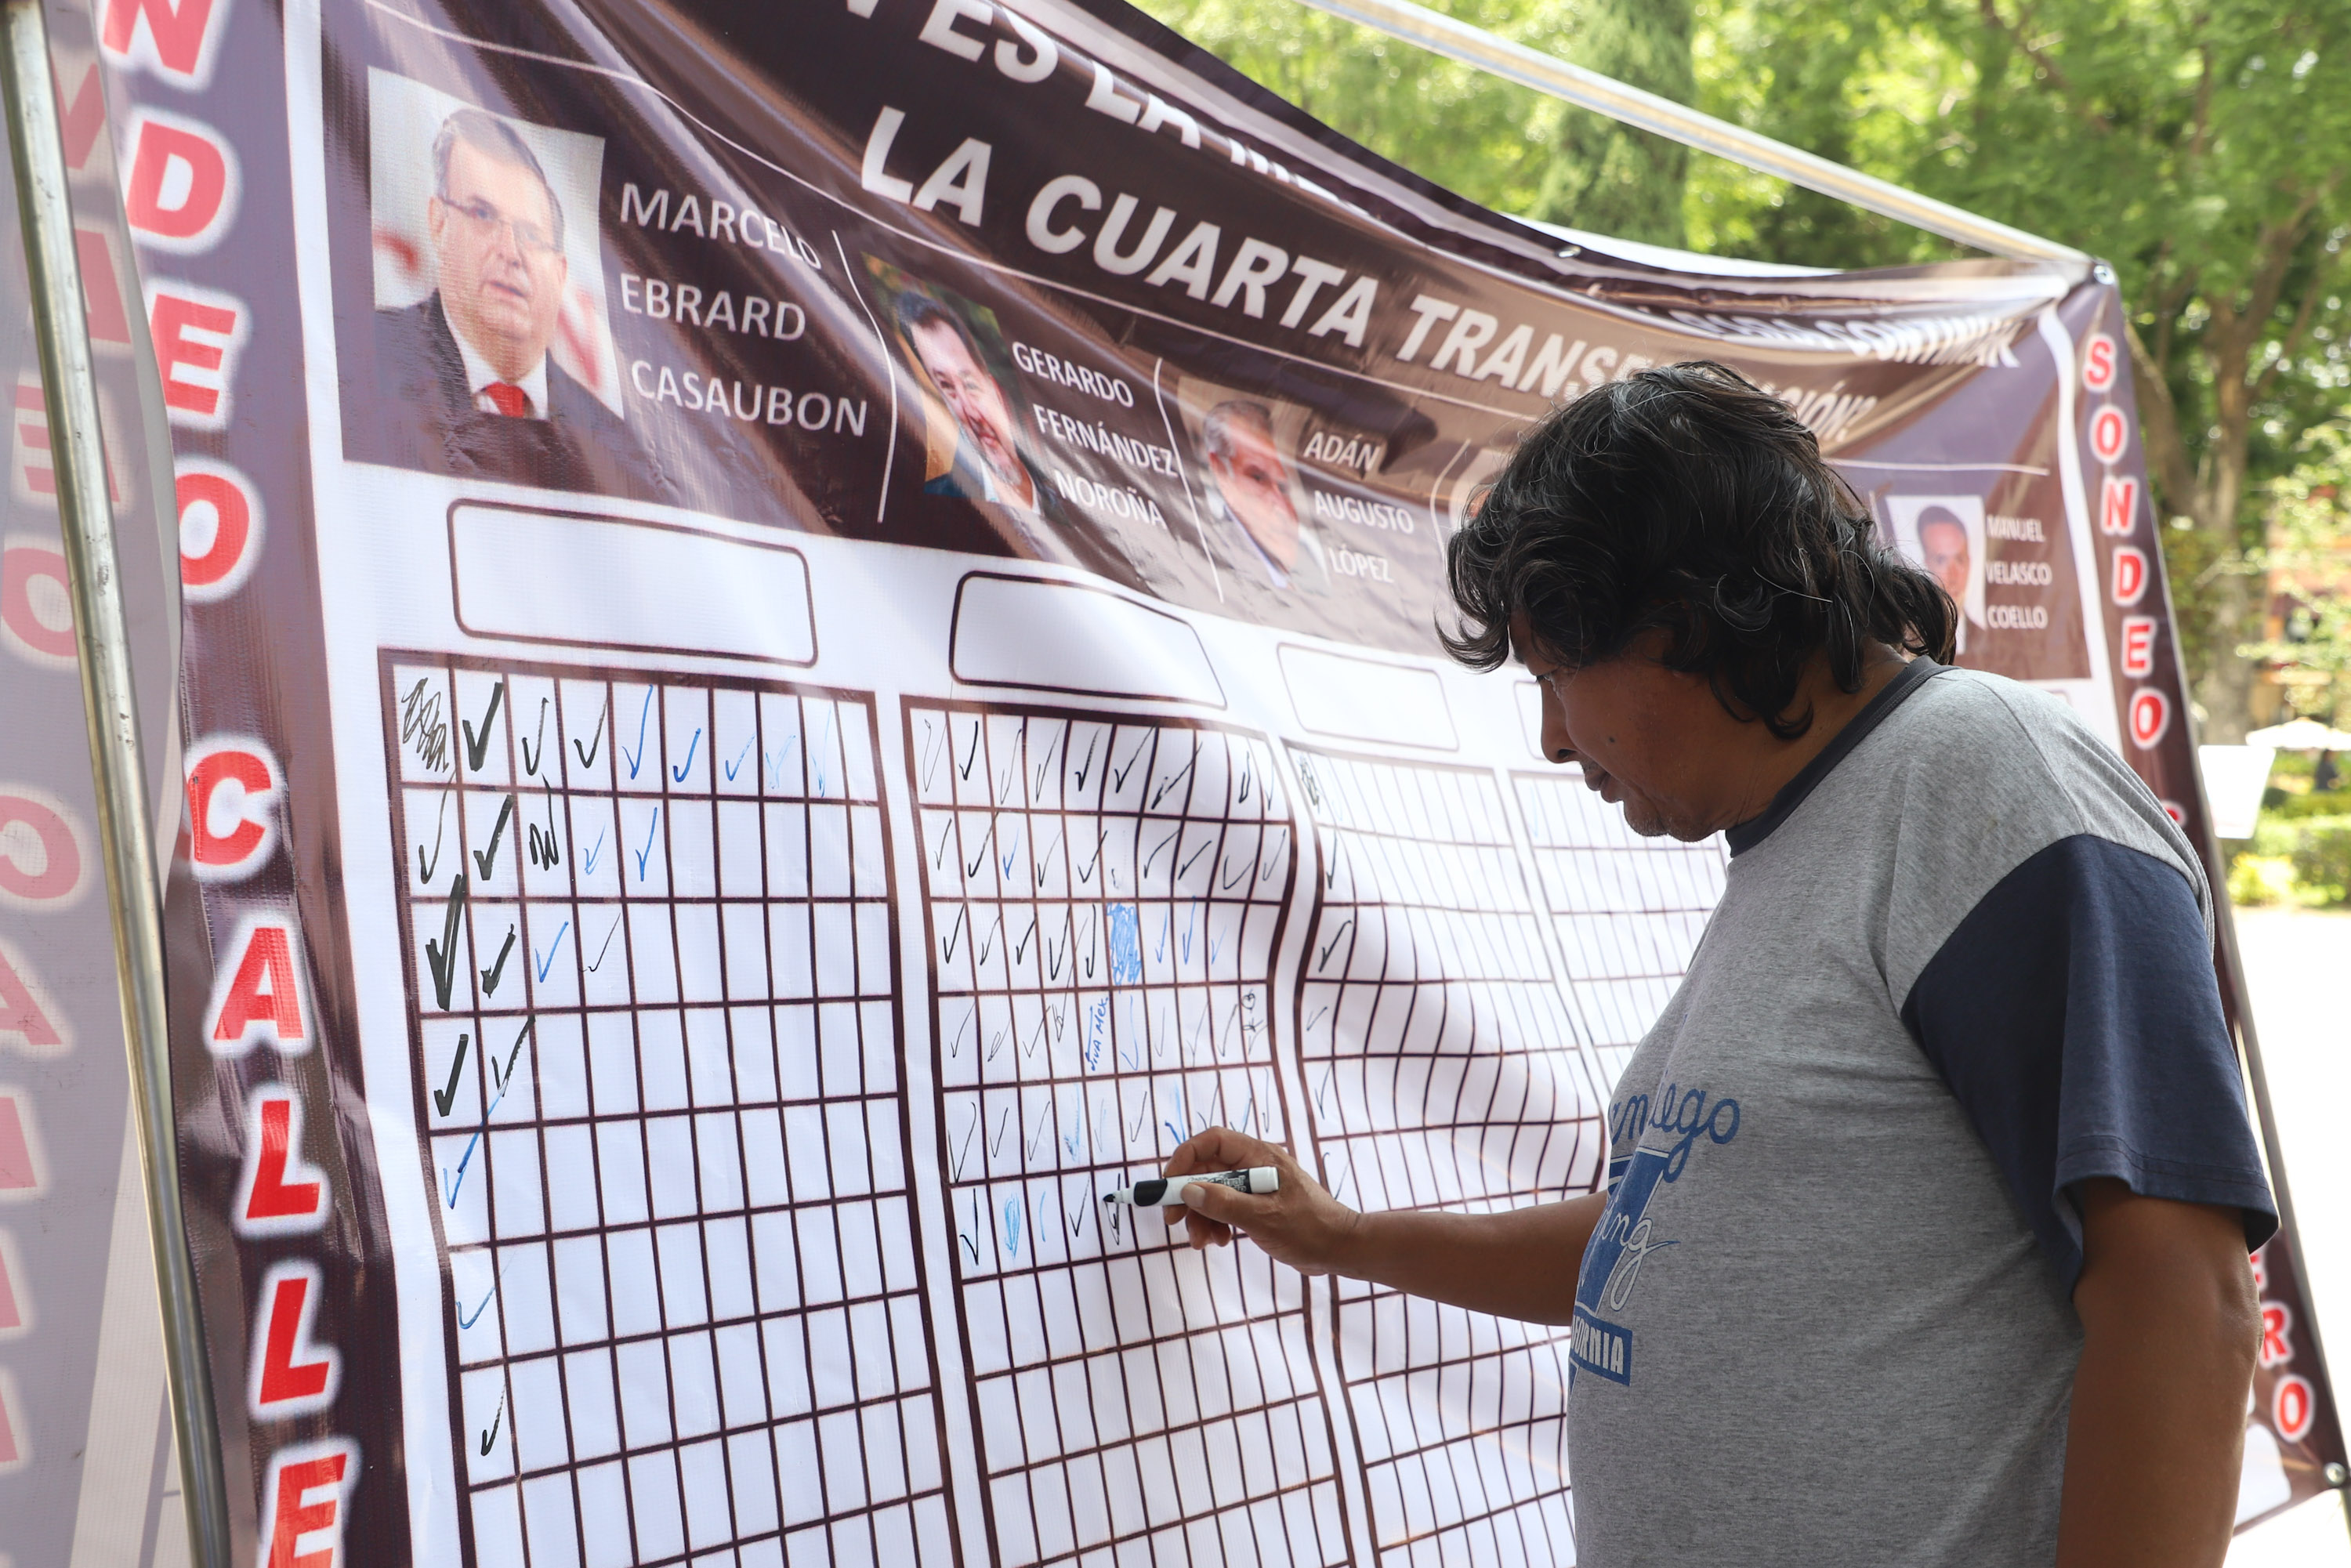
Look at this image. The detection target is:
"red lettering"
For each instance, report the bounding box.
[12,378,55,499]
[0,1093,38,1192]
[1,542,75,667]
[2252,1247,2269,1293]
[0,943,65,1056]
[2089,406,2129,464]
[262,1439,357,1568]
[249,1264,339,1416]
[186,741,279,875]
[55,63,107,172]
[100,0,226,85]
[77,229,131,346]
[2273,1373,2316,1443]
[2082,333,2117,392]
[2128,687,2170,749]
[176,461,259,598]
[2099,475,2139,537]
[2119,617,2157,679]
[2259,1301,2295,1368]
[147,285,245,426]
[125,112,235,249]
[236,1090,328,1235]
[208,918,306,1054]
[2110,545,2147,607]
[0,790,85,906]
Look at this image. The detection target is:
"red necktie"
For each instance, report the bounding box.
[482,382,529,418]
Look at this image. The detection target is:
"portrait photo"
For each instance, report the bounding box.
[1173,378,1329,596]
[1888,493,1988,655]
[367,69,624,434]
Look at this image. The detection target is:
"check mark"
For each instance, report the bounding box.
[491,1018,531,1094]
[587,914,621,972]
[1000,823,1021,879]
[479,1387,505,1455]
[461,681,506,773]
[416,791,450,884]
[940,905,968,963]
[1219,854,1248,891]
[1179,838,1212,880]
[1110,735,1148,792]
[932,818,954,871]
[951,1109,978,1179]
[1317,918,1355,972]
[534,920,571,983]
[1143,827,1179,878]
[633,806,661,882]
[1308,1005,1331,1032]
[919,720,944,791]
[672,728,702,784]
[989,1106,1012,1157]
[572,703,607,768]
[520,697,548,776]
[1262,828,1288,881]
[724,737,753,782]
[1154,912,1170,963]
[965,824,993,879]
[441,1127,482,1208]
[975,913,1003,965]
[1034,822,1063,885]
[425,874,469,1010]
[1150,749,1197,809]
[479,925,517,996]
[582,827,606,876]
[958,722,980,780]
[1026,1105,1054,1160]
[472,794,516,880]
[432,1031,471,1117]
[1076,830,1106,885]
[620,688,654,780]
[1012,916,1038,965]
[458,1276,498,1331]
[1071,730,1099,791]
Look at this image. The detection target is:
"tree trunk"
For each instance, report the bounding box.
[2193,563,2259,743]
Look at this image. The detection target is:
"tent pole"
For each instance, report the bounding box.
[1291,0,2092,266]
[0,4,233,1565]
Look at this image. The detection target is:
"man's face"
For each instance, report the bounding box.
[1209,422,1299,565]
[1920,518,1971,606]
[1517,615,1759,842]
[912,320,1023,492]
[428,138,567,383]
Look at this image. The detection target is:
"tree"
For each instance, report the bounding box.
[1136,0,1694,245]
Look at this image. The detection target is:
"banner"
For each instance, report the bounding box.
[73,0,2346,1561]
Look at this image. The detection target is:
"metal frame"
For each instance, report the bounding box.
[0,2,232,1564]
[1291,0,2092,266]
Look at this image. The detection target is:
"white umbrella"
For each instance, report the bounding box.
[2244,717,2351,751]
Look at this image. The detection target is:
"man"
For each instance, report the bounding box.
[1200,398,1328,593]
[1917,502,1988,654]
[375,108,622,442]
[1166,363,2271,1567]
[898,293,1056,520]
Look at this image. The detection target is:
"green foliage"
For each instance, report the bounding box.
[2233,815,2351,905]
[1133,0,1694,244]
[2238,419,2351,722]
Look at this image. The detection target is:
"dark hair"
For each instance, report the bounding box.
[895,291,985,374]
[1443,360,1955,739]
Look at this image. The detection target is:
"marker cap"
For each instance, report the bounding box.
[1245,1166,1278,1194]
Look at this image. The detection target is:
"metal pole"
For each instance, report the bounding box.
[0,5,232,1566]
[1291,0,2094,266]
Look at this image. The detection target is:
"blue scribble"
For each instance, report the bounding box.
[1002,1200,1023,1257]
[1107,903,1143,986]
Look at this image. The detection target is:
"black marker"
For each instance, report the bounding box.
[1103,1167,1279,1206]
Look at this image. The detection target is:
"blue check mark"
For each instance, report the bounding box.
[672,729,702,784]
[441,1128,483,1208]
[619,688,654,780]
[534,921,571,983]
[634,806,662,882]
[458,1281,497,1330]
[724,739,754,782]
[582,828,606,876]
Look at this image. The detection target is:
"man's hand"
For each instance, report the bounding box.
[2059,1179,2260,1568]
[1160,1128,1364,1276]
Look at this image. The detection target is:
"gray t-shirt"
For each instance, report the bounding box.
[1567,661,2276,1566]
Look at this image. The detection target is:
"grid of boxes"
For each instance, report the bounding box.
[386,654,951,1568]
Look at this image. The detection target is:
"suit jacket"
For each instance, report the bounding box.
[372,295,649,495]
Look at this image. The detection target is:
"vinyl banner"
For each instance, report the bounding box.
[79,0,2342,1562]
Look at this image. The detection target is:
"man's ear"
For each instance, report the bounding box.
[550,252,568,289]
[426,195,448,249]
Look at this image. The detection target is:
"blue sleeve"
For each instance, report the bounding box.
[1900,834,2277,1291]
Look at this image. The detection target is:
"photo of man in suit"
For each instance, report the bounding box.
[896,292,1056,520]
[1917,503,1987,655]
[375,107,623,440]
[1201,399,1329,594]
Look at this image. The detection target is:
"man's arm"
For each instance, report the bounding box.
[2058,1179,2261,1568]
[1161,1128,1604,1325]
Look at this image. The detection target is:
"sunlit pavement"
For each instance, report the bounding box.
[2228,908,2351,1566]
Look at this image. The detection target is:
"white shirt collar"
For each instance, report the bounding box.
[441,297,549,418]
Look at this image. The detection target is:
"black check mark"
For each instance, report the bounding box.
[1076,830,1106,885]
[1143,827,1179,878]
[957,722,980,780]
[461,681,506,773]
[432,1031,470,1117]
[965,824,993,879]
[932,818,954,870]
[572,704,607,768]
[1317,918,1355,972]
[417,791,450,885]
[1179,838,1213,880]
[975,914,1004,965]
[1012,916,1038,964]
[1220,854,1249,891]
[1150,749,1197,809]
[479,1388,505,1455]
[479,926,517,996]
[472,794,516,880]
[491,1018,531,1094]
[520,698,548,776]
[1070,731,1099,791]
[424,875,468,1009]
[1110,735,1148,792]
[586,914,621,972]
[940,906,968,963]
[989,1106,1012,1157]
